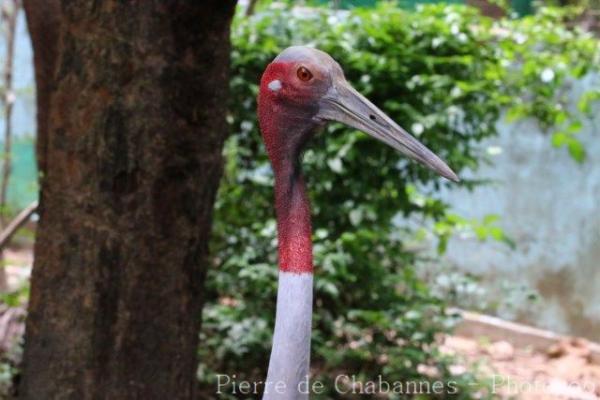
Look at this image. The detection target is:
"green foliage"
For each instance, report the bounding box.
[430,212,515,255]
[0,337,20,399]
[0,280,29,308]
[199,3,600,399]
[494,6,600,162]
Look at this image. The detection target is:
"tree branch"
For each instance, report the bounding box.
[0,201,37,250]
[245,0,259,16]
[0,0,20,220]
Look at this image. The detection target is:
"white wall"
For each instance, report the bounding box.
[440,74,600,340]
[0,13,36,138]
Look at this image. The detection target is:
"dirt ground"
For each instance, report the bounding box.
[442,335,600,399]
[1,247,33,288]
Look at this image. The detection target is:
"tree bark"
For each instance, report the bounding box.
[19,1,237,399]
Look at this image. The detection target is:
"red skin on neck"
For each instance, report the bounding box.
[258,62,314,274]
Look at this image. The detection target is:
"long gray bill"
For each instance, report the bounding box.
[315,79,459,182]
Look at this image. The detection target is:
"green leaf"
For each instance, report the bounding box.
[567,138,586,163]
[551,132,567,147]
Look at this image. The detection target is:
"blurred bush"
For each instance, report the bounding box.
[199,3,600,399]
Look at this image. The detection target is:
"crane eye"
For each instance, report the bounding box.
[297,66,313,82]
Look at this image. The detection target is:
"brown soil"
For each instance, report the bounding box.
[442,335,600,399]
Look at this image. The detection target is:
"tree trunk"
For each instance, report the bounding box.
[19,1,237,399]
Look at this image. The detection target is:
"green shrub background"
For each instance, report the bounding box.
[201,3,600,399]
[0,1,598,399]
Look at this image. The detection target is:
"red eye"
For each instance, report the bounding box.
[297,66,313,82]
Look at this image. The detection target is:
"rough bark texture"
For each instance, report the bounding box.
[20,1,237,399]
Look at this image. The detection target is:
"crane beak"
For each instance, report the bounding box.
[316,80,459,182]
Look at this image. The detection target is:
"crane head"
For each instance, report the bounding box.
[258,46,459,182]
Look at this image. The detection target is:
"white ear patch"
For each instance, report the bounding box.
[268,80,282,92]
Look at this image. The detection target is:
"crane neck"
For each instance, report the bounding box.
[263,129,315,399]
[272,151,314,274]
[264,272,313,399]
[259,93,318,398]
[263,160,314,399]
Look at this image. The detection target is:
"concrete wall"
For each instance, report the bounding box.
[440,74,600,340]
[0,14,38,208]
[0,13,36,138]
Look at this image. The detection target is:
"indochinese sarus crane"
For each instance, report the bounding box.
[257,46,458,400]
